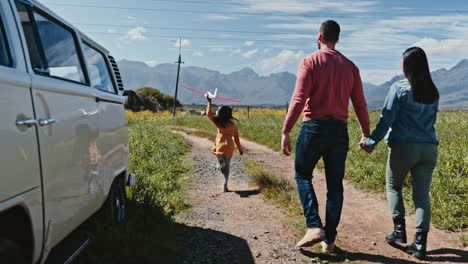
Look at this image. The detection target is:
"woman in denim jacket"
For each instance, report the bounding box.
[362,47,439,260]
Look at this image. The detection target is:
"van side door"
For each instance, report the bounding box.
[81,42,128,203]
[0,1,43,261]
[14,1,100,250]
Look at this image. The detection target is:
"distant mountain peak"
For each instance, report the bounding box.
[452,59,468,70]
[239,67,257,74]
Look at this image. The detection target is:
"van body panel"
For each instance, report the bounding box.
[95,92,129,200]
[31,75,102,248]
[0,1,43,261]
[1,0,131,261]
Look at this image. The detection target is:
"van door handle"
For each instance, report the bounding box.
[16,119,37,127]
[38,118,56,126]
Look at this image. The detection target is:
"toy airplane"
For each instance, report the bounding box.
[180,84,241,102]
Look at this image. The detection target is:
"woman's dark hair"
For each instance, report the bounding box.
[403,47,439,104]
[214,106,237,128]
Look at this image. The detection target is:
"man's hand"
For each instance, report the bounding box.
[281,133,292,156]
[239,149,244,155]
[359,136,374,154]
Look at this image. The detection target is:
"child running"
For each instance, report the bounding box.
[206,95,243,192]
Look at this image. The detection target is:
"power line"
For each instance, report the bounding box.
[84,31,468,47]
[75,22,468,41]
[75,23,300,35]
[74,23,468,43]
[147,0,468,13]
[47,3,468,18]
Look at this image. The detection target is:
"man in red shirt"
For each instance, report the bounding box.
[281,20,370,253]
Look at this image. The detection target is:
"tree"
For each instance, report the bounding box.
[136,87,182,110]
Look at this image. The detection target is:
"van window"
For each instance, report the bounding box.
[0,14,12,67]
[16,2,86,84]
[83,43,116,93]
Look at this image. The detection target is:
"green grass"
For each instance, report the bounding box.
[244,160,303,218]
[148,109,467,232]
[76,118,191,263]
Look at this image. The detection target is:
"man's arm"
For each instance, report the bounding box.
[350,67,370,138]
[282,58,313,155]
[282,58,313,134]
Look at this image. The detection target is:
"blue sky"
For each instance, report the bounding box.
[40,0,468,85]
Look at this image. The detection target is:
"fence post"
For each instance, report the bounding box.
[247,106,250,119]
[286,102,289,114]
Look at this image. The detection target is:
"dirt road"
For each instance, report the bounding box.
[175,131,467,264]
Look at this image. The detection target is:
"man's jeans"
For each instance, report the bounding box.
[295,120,349,244]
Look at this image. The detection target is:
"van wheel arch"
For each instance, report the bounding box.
[0,206,34,263]
[101,172,127,224]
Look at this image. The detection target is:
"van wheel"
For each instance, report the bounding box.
[0,240,27,264]
[103,180,127,224]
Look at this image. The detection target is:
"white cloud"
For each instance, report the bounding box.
[242,49,259,58]
[257,49,305,73]
[126,26,146,40]
[413,38,468,57]
[145,60,159,67]
[174,39,191,47]
[204,15,237,21]
[209,47,226,53]
[360,69,401,85]
[244,41,255,46]
[192,50,204,57]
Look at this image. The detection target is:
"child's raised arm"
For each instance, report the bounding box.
[206,97,218,126]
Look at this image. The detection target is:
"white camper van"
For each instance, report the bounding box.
[0,0,134,262]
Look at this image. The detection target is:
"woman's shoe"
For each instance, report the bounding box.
[406,232,428,260]
[321,241,335,253]
[385,218,407,243]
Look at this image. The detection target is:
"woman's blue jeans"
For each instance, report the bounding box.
[295,120,349,244]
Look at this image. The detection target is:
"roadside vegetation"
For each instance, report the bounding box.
[77,114,191,263]
[140,108,467,233]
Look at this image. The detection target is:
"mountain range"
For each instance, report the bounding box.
[118,59,468,109]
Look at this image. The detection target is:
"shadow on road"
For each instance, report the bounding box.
[233,189,260,198]
[300,244,468,264]
[176,224,255,264]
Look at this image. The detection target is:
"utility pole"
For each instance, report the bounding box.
[172,37,184,117]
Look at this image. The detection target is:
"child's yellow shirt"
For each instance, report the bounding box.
[207,104,242,158]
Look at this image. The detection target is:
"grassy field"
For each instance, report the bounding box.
[77,116,191,263]
[134,107,467,232]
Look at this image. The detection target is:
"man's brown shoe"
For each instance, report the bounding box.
[296,228,325,247]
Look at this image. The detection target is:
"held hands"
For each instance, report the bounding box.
[359,136,374,154]
[281,133,292,156]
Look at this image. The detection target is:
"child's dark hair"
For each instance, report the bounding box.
[214,106,237,128]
